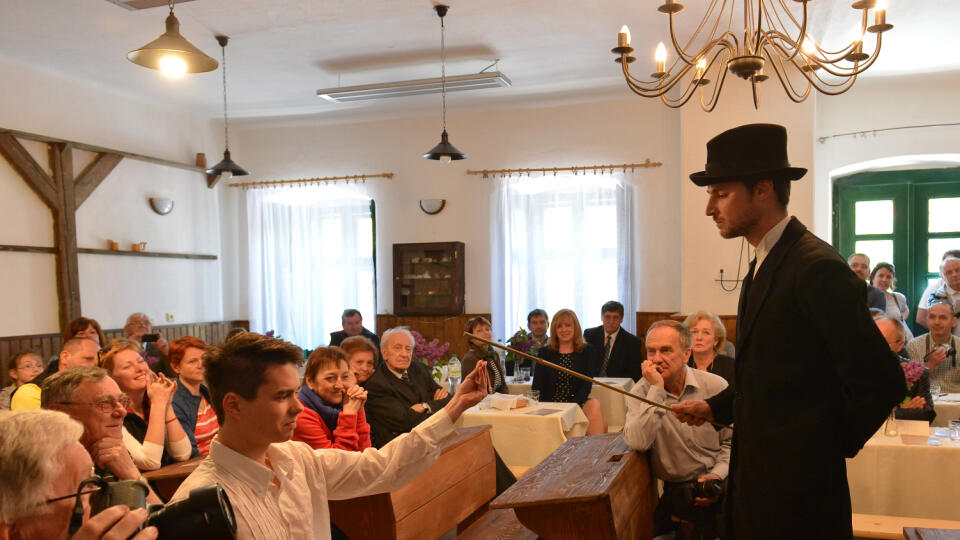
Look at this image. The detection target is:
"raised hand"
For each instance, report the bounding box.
[641,359,664,388]
[671,400,714,426]
[90,437,140,481]
[342,386,367,415]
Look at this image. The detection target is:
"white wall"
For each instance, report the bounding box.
[232,96,684,328]
[0,55,226,334]
[814,71,960,240]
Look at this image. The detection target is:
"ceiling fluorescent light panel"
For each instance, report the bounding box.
[317,72,512,103]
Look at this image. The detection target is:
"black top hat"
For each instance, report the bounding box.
[689,123,807,186]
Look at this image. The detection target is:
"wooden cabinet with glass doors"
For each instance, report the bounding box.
[392,242,465,316]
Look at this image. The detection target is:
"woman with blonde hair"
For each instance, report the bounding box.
[533,309,607,435]
[99,338,192,470]
[682,311,735,385]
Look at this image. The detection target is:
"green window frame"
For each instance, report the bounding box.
[833,168,960,333]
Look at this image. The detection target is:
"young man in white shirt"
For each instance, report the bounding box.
[171,332,489,540]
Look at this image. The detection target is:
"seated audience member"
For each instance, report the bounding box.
[169,336,217,456]
[870,262,913,342]
[875,317,935,422]
[1,352,43,409]
[527,309,550,343]
[10,338,98,410]
[583,301,643,380]
[294,347,371,451]
[170,331,489,539]
[41,366,162,504]
[917,251,960,330]
[329,309,381,350]
[100,339,192,470]
[342,335,378,386]
[461,316,508,394]
[848,252,888,312]
[124,312,173,376]
[682,311,735,385]
[906,300,960,392]
[365,327,452,446]
[622,320,731,539]
[0,409,157,540]
[534,309,608,435]
[64,316,108,347]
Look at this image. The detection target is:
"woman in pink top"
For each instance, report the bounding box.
[293,347,372,451]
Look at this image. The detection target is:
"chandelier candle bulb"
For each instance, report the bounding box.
[655,42,667,74]
[618,26,631,47]
[696,58,706,78]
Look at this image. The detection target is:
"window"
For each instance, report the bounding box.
[247,186,376,349]
[834,168,960,330]
[492,174,635,338]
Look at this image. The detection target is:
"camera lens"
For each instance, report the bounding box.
[146,485,236,540]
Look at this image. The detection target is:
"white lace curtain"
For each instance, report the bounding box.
[491,173,636,340]
[247,185,375,349]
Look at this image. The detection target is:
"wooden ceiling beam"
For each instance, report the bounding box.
[0,133,57,208]
[50,143,82,327]
[75,152,123,209]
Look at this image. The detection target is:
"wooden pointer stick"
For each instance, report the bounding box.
[464,332,732,430]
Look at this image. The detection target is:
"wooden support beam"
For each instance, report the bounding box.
[0,133,57,208]
[50,143,82,329]
[75,152,123,209]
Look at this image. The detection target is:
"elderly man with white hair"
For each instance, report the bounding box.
[123,312,172,376]
[0,409,156,539]
[917,255,960,334]
[363,327,451,448]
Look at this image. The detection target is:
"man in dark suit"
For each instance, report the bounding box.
[329,309,380,349]
[364,327,451,447]
[583,300,643,381]
[671,124,904,540]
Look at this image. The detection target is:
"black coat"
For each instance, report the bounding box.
[329,327,380,349]
[532,344,599,406]
[583,325,643,381]
[363,360,451,447]
[706,217,904,540]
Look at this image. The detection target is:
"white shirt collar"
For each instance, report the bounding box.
[386,365,406,379]
[753,215,791,276]
[605,327,620,340]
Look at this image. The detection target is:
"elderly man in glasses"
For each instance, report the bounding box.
[41,366,162,505]
[10,337,99,410]
[0,409,157,539]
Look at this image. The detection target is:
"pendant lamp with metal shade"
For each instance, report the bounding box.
[127,0,218,77]
[206,35,248,178]
[423,4,466,163]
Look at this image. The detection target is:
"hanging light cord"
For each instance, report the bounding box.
[440,13,447,133]
[220,42,230,151]
[168,0,173,14]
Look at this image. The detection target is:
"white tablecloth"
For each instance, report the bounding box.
[454,401,588,468]
[933,394,960,427]
[505,376,634,430]
[847,424,960,520]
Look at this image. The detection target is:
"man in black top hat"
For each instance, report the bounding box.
[671,123,904,540]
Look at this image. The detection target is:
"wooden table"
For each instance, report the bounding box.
[142,456,203,501]
[506,376,633,431]
[329,425,495,540]
[490,433,657,540]
[455,401,588,469]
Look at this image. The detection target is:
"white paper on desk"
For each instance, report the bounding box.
[898,419,930,436]
[485,393,519,410]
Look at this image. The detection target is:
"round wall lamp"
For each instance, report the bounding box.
[419,199,446,215]
[149,197,175,215]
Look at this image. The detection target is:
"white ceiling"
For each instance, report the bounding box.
[1,0,957,124]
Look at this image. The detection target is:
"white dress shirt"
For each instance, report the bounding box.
[752,215,791,277]
[622,366,732,483]
[171,409,457,539]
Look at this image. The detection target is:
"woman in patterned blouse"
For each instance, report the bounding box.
[533,309,607,435]
[461,316,509,394]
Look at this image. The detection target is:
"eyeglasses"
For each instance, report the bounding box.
[59,394,130,414]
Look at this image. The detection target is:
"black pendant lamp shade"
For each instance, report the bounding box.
[423,5,466,162]
[423,130,467,161]
[206,35,248,177]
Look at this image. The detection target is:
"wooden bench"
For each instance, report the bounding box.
[490,433,657,540]
[457,508,537,540]
[853,513,960,539]
[329,425,495,540]
[142,456,203,501]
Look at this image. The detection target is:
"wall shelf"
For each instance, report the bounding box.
[0,244,217,260]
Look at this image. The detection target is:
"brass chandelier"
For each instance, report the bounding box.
[612,0,894,111]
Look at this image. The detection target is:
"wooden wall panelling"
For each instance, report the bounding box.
[635,311,737,358]
[374,313,491,359]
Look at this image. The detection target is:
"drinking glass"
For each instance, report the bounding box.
[518,367,531,382]
[524,390,540,404]
[931,384,942,397]
[950,420,960,441]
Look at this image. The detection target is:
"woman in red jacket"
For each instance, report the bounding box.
[293,347,372,451]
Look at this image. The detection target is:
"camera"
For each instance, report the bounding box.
[929,343,957,367]
[71,476,236,539]
[670,478,725,509]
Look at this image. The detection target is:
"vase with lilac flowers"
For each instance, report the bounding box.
[901,360,925,405]
[411,330,451,381]
[504,328,547,374]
